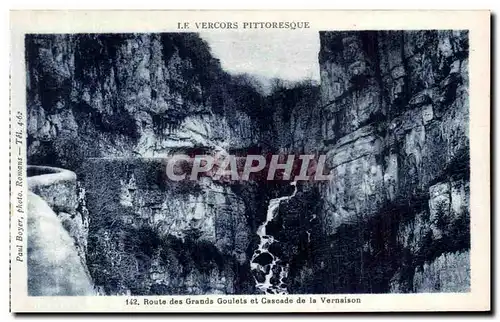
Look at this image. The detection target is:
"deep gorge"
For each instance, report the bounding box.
[26,30,470,295]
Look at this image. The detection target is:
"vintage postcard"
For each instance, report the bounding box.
[9,10,490,312]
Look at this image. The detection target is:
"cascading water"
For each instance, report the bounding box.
[250,181,297,294]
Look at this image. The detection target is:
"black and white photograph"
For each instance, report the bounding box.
[9,9,490,313]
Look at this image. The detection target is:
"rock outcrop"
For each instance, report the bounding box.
[26,31,470,295]
[26,34,264,169]
[27,166,93,295]
[279,30,470,293]
[26,33,272,295]
[80,158,258,295]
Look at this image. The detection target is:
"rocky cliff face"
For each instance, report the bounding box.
[80,158,262,295]
[27,166,93,295]
[26,31,470,295]
[279,30,470,293]
[26,34,264,169]
[26,33,276,295]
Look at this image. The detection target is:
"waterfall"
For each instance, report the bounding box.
[250,181,297,294]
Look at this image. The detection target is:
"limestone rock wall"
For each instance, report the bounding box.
[268,82,322,153]
[410,250,470,293]
[27,166,93,295]
[26,34,263,169]
[80,158,260,295]
[25,33,275,296]
[309,30,470,293]
[25,31,471,295]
